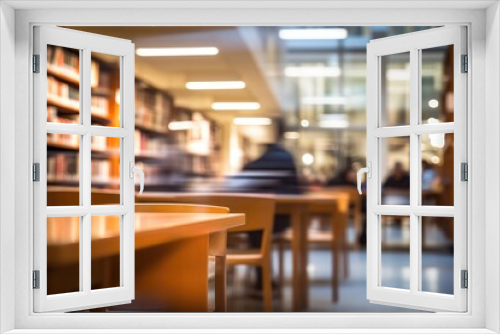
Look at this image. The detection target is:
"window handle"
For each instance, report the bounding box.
[357,162,371,195]
[129,162,144,194]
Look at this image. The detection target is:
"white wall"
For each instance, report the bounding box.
[0,2,16,333]
[485,2,500,333]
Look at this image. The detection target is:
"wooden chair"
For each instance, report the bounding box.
[141,195,276,312]
[135,203,230,312]
[135,203,229,214]
[274,192,350,303]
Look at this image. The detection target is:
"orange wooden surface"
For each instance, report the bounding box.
[47,212,244,266]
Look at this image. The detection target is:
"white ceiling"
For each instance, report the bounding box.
[69,26,284,124]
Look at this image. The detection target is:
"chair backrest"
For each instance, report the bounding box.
[135,203,229,214]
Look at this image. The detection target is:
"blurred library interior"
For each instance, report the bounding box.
[46,26,455,312]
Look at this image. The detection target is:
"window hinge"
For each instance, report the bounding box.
[33,163,40,182]
[33,54,40,73]
[461,162,468,181]
[461,54,468,73]
[461,270,468,289]
[33,270,40,289]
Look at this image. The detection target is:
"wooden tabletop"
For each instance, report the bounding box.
[47,212,245,266]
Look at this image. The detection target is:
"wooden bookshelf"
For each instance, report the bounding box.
[46,45,222,195]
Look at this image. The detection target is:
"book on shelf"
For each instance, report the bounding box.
[47,154,79,182]
[47,106,79,124]
[91,136,107,151]
[91,160,111,183]
[47,131,79,148]
[135,85,171,132]
[134,130,168,158]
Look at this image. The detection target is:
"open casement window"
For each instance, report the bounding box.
[33,26,137,312]
[365,26,467,312]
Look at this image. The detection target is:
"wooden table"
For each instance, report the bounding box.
[137,192,348,312]
[47,212,244,312]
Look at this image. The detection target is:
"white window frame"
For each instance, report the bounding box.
[33,26,136,313]
[366,26,467,312]
[1,2,498,333]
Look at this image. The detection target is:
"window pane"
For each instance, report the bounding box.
[421,216,454,295]
[90,52,120,127]
[91,136,120,205]
[380,137,410,205]
[47,134,80,206]
[47,216,80,295]
[421,45,454,124]
[91,215,121,290]
[380,52,410,127]
[380,215,410,290]
[47,45,80,124]
[421,133,454,206]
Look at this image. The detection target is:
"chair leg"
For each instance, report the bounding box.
[343,235,349,279]
[277,241,284,299]
[261,261,273,312]
[332,239,339,303]
[215,256,227,312]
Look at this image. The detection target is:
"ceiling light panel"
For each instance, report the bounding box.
[136,47,219,57]
[211,102,261,110]
[186,81,245,90]
[285,67,341,77]
[279,28,348,40]
[301,96,347,105]
[233,117,272,126]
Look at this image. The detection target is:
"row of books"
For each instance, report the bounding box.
[134,130,169,157]
[47,45,100,87]
[91,160,111,183]
[46,132,111,152]
[47,153,115,184]
[47,106,78,124]
[135,87,171,131]
[47,132,79,148]
[91,95,109,117]
[47,154,79,182]
[91,136,108,151]
[47,76,109,116]
[47,76,79,108]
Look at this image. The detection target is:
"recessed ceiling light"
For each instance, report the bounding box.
[186,81,245,90]
[285,67,341,77]
[302,153,314,165]
[319,114,349,128]
[386,69,410,81]
[428,99,439,108]
[301,119,310,127]
[168,121,193,131]
[319,120,349,128]
[136,47,219,57]
[212,102,261,110]
[279,28,348,40]
[284,132,300,139]
[302,96,347,105]
[233,117,272,126]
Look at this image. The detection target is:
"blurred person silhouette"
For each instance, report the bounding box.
[230,118,301,291]
[383,161,410,227]
[383,161,410,189]
[422,160,439,190]
[327,166,357,187]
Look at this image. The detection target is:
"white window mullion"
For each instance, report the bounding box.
[81,48,92,294]
[409,48,420,295]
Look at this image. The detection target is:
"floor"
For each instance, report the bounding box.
[225,222,454,313]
